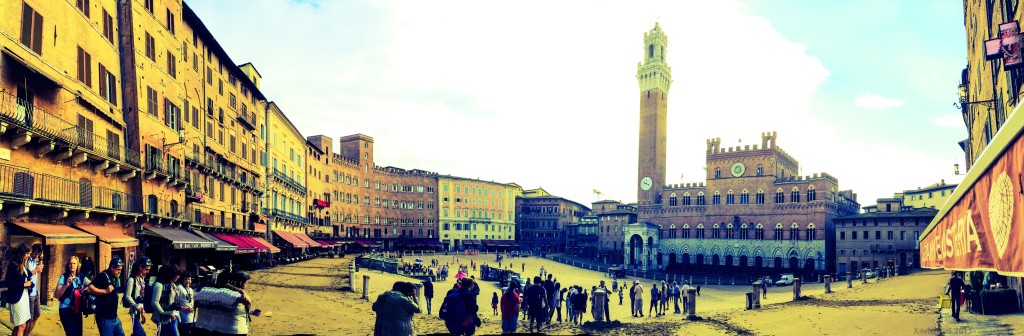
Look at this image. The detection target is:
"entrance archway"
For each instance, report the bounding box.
[754,256,763,268]
[725,255,734,267]
[739,256,748,268]
[773,257,783,268]
[629,234,643,267]
[804,258,815,272]
[681,253,690,265]
[669,253,677,266]
[712,254,720,266]
[696,254,705,266]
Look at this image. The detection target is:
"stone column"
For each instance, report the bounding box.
[792,278,802,301]
[824,275,832,294]
[414,283,423,306]
[686,288,697,320]
[861,270,867,284]
[363,275,371,300]
[847,272,852,288]
[752,282,761,309]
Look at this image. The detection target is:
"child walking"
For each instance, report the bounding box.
[492,292,500,316]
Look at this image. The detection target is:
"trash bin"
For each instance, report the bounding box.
[745,292,753,310]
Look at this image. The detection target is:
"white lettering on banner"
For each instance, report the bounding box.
[926,209,983,264]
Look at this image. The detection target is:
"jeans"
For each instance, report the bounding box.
[950,293,962,319]
[131,312,147,336]
[157,322,180,336]
[425,297,433,314]
[501,318,518,334]
[96,317,126,336]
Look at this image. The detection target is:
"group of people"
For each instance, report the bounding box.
[626,280,695,317]
[4,242,256,336]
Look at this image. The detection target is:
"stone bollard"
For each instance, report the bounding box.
[349,268,356,292]
[824,275,832,294]
[362,275,371,300]
[847,272,852,288]
[745,292,753,310]
[751,283,761,309]
[686,288,698,320]
[792,278,802,301]
[876,272,881,283]
[414,283,423,306]
[861,271,867,284]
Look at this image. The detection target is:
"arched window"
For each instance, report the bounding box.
[713,191,721,205]
[756,189,765,204]
[726,190,735,204]
[715,168,721,179]
[712,224,721,239]
[757,165,763,176]
[696,224,705,239]
[669,224,677,238]
[669,193,678,206]
[682,192,691,206]
[649,44,655,58]
[774,223,784,240]
[851,250,858,256]
[840,250,846,256]
[740,223,749,240]
[696,192,706,205]
[775,189,785,203]
[806,223,816,241]
[682,224,690,239]
[790,187,800,203]
[807,185,817,202]
[790,223,800,240]
[740,189,750,204]
[755,224,765,240]
[725,224,734,239]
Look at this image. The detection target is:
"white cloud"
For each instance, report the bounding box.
[854,93,906,109]
[933,114,964,128]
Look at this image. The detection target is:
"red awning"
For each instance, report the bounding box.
[211,233,263,254]
[249,236,281,254]
[8,222,96,245]
[294,232,320,247]
[273,231,309,248]
[355,240,381,247]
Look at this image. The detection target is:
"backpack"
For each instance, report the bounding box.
[143,282,172,313]
[438,290,468,322]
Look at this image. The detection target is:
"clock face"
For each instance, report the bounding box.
[731,162,746,177]
[640,176,653,191]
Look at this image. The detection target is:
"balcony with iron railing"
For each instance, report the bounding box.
[236,111,257,130]
[0,162,145,214]
[144,195,186,221]
[272,208,309,224]
[271,168,307,194]
[0,91,140,173]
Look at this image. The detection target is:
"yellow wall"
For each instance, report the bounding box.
[438,176,519,246]
[902,184,957,210]
[305,140,330,234]
[265,103,306,233]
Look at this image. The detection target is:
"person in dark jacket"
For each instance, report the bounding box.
[6,244,34,335]
[444,278,480,336]
[373,281,420,336]
[422,279,434,314]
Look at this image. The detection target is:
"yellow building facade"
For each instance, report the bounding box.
[305,135,332,237]
[265,102,307,234]
[900,180,957,210]
[437,176,520,250]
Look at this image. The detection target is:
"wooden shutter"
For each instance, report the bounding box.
[98,63,107,98]
[31,11,42,54]
[20,5,33,47]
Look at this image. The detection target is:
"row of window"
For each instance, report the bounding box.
[329,213,436,226]
[442,197,505,207]
[441,208,508,220]
[441,223,513,232]
[665,227,817,241]
[839,230,920,241]
[667,189,818,206]
[343,227,435,239]
[442,183,508,198]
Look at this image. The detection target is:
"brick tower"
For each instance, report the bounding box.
[636,23,672,205]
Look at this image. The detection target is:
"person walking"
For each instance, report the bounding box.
[88,257,126,336]
[175,273,196,336]
[632,281,644,317]
[499,285,521,334]
[441,278,480,336]
[150,264,182,336]
[672,282,681,314]
[24,244,43,336]
[372,281,420,336]
[193,271,254,335]
[762,277,768,299]
[6,244,34,336]
[54,255,90,336]
[946,271,966,322]
[520,278,531,321]
[524,276,547,333]
[542,275,556,324]
[491,292,500,316]
[659,282,668,316]
[648,282,659,317]
[599,281,610,322]
[422,279,435,315]
[124,257,153,336]
[618,287,624,306]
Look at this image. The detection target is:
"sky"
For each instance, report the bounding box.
[189,0,969,209]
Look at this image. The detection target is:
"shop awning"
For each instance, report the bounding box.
[294,232,320,247]
[462,240,481,246]
[355,240,381,248]
[8,222,96,245]
[313,240,337,247]
[74,224,138,248]
[211,234,259,254]
[249,236,281,254]
[143,226,217,250]
[273,231,309,248]
[190,230,237,252]
[921,97,1024,276]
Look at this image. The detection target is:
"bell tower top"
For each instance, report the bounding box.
[637,23,673,94]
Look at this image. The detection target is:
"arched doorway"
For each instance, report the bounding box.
[712,254,720,266]
[669,253,677,266]
[789,257,799,269]
[754,256,763,268]
[739,256,748,268]
[725,255,734,267]
[899,253,907,269]
[657,252,663,266]
[696,254,705,266]
[804,258,815,272]
[681,253,690,265]
[773,257,783,268]
[629,234,643,267]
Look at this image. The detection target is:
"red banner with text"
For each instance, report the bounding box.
[920,131,1024,275]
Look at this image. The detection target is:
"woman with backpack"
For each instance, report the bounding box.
[54,255,91,336]
[441,277,480,336]
[124,257,153,336]
[151,265,182,336]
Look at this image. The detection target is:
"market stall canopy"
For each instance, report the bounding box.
[8,222,96,245]
[144,226,217,249]
[190,230,237,252]
[921,99,1024,276]
[74,224,138,248]
[293,232,320,247]
[273,230,309,248]
[355,240,382,248]
[249,236,281,254]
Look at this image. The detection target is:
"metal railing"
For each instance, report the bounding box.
[94,186,143,213]
[145,195,185,220]
[0,163,147,213]
[272,168,306,193]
